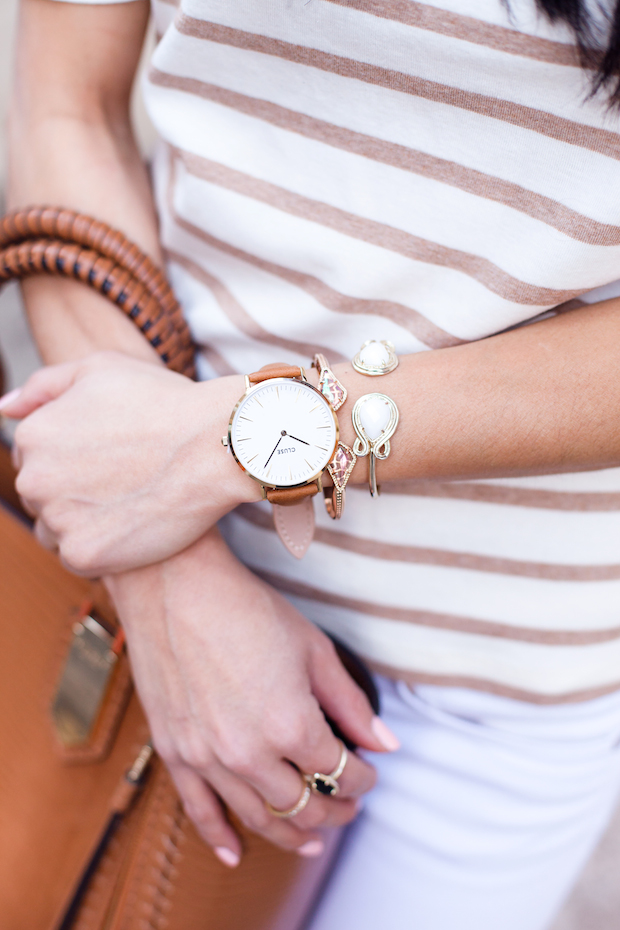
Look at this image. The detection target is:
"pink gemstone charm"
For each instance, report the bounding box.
[328,442,356,490]
[318,370,347,411]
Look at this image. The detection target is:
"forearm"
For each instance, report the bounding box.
[8,296,620,580]
[326,298,620,484]
[7,0,161,365]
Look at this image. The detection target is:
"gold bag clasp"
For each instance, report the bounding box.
[51,614,119,748]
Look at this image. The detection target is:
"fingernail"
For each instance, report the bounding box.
[214,846,240,868]
[371,716,400,752]
[297,840,324,858]
[0,388,22,411]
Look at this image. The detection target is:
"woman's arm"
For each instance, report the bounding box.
[8,0,160,363]
[6,296,620,574]
[328,295,620,485]
[10,1,620,576]
[104,527,385,865]
[4,0,386,865]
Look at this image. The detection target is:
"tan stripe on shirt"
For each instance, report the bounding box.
[175,147,578,306]
[164,156,465,348]
[236,502,620,580]
[256,568,620,644]
[151,68,620,247]
[323,0,581,67]
[175,15,620,161]
[167,249,347,361]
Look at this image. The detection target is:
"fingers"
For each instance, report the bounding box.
[297,743,376,803]
[284,733,376,807]
[0,361,81,420]
[169,763,243,868]
[165,709,369,858]
[309,637,400,753]
[284,731,376,834]
[215,691,376,809]
[209,708,372,838]
[0,388,24,417]
[243,756,362,832]
[206,761,352,856]
[168,756,349,863]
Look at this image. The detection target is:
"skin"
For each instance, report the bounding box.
[6,0,620,863]
[5,0,389,865]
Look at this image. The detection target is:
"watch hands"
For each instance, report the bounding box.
[264,430,287,468]
[264,431,311,469]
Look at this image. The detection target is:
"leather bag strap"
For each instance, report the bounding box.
[0,207,195,378]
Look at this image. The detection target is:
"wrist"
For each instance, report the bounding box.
[192,376,263,514]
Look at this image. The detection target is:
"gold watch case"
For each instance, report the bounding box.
[222,372,339,494]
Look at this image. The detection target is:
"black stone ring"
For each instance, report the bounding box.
[304,740,348,798]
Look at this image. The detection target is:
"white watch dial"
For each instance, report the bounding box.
[230,379,338,487]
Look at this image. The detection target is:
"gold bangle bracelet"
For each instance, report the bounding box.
[325,441,357,519]
[313,353,353,519]
[312,352,347,411]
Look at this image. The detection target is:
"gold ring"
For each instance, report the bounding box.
[304,740,348,798]
[265,777,312,819]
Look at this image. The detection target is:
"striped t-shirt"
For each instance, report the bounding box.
[60,0,620,702]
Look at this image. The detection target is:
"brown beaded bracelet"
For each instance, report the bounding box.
[0,206,195,378]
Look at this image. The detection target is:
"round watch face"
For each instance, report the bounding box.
[229,379,338,487]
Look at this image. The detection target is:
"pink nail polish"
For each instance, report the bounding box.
[0,388,22,412]
[214,846,240,868]
[371,716,401,752]
[297,840,324,858]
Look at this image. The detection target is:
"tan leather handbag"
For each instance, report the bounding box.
[0,209,346,929]
[0,442,337,930]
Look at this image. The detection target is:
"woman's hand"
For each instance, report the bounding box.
[1,352,259,575]
[104,529,399,866]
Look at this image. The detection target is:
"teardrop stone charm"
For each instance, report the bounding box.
[358,395,391,441]
[351,392,400,496]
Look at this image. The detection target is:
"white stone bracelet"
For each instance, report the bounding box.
[352,339,399,376]
[350,340,400,496]
[351,393,399,497]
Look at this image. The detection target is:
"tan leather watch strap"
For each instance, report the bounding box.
[248,364,304,383]
[272,499,315,559]
[266,482,320,506]
[247,363,320,529]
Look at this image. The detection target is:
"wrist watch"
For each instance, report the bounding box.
[222,364,339,511]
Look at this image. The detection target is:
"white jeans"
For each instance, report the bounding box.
[306,677,620,930]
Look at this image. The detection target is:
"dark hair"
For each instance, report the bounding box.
[536,0,620,105]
